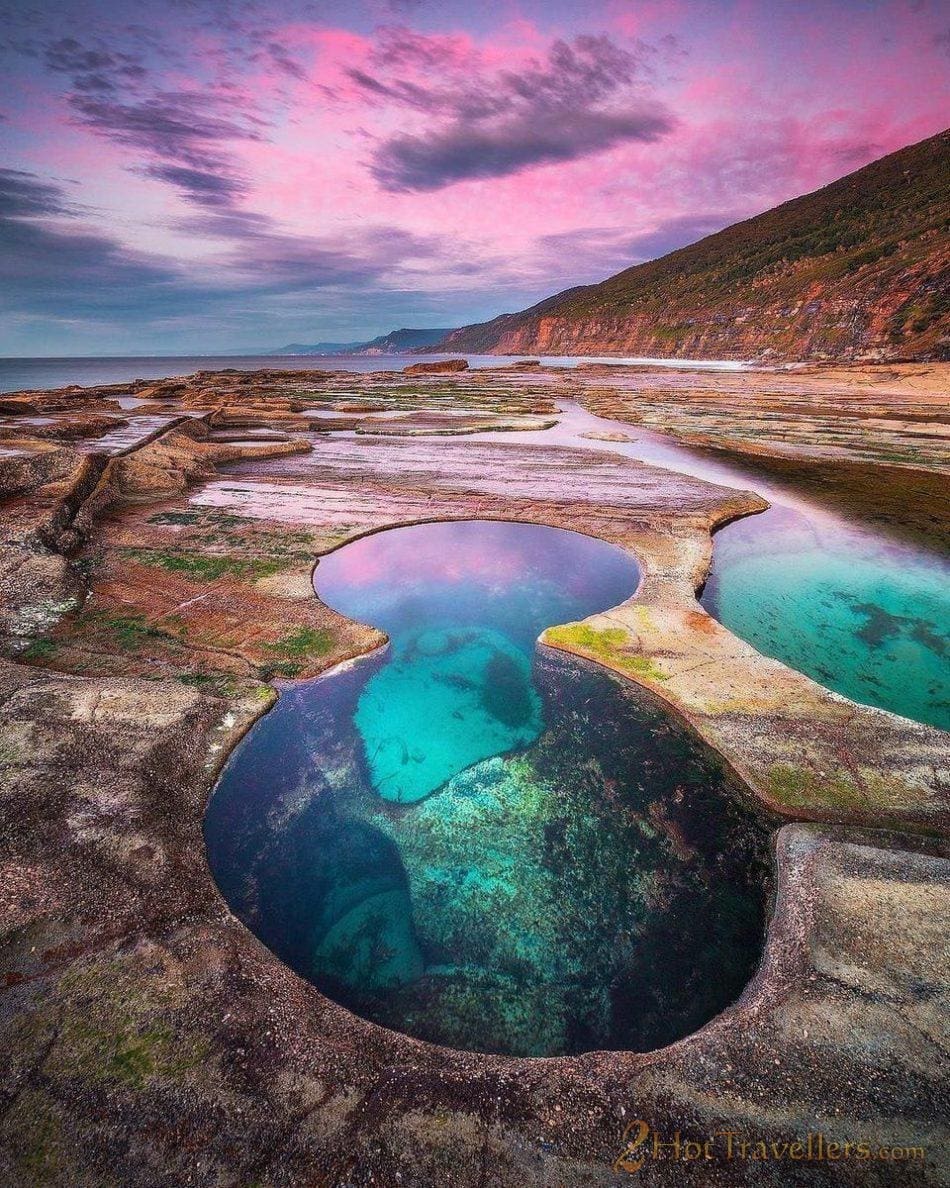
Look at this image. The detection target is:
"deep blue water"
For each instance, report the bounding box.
[206,520,771,1056]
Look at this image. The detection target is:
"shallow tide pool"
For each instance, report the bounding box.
[206,520,772,1056]
[455,403,950,732]
[701,504,950,731]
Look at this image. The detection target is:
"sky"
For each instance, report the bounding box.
[1,0,947,355]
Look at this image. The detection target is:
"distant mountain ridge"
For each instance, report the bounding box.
[268,327,454,356]
[436,131,949,361]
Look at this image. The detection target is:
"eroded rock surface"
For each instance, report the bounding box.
[0,360,947,1184]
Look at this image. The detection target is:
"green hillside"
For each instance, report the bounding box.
[440,131,949,360]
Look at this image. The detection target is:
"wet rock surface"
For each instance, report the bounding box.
[576,362,950,471]
[0,360,947,1184]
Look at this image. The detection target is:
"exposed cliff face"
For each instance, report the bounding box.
[440,131,950,361]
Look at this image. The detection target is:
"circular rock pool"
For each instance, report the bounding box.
[205,520,772,1056]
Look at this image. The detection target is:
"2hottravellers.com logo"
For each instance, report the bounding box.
[613,1121,926,1173]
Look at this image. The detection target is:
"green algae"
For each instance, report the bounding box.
[51,961,211,1091]
[122,548,287,582]
[87,611,178,651]
[148,508,249,527]
[21,637,58,661]
[175,671,248,698]
[260,627,335,677]
[4,1091,67,1182]
[207,521,768,1056]
[545,623,668,682]
[766,761,874,813]
[263,661,303,678]
[146,509,204,525]
[766,760,924,817]
[264,626,334,658]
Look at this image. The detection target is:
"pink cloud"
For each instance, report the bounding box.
[1,0,946,352]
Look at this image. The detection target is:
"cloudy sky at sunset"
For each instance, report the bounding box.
[2,0,947,355]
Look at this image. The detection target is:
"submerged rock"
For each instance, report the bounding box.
[356,626,543,803]
[209,646,773,1057]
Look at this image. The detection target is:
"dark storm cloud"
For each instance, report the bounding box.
[346,69,435,111]
[372,106,673,192]
[355,30,646,118]
[0,167,73,218]
[352,33,676,192]
[65,88,263,210]
[68,92,262,164]
[14,27,267,214]
[364,27,475,77]
[510,34,651,104]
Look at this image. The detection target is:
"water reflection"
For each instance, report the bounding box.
[206,521,770,1056]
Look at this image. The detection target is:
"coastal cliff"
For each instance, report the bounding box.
[438,131,949,361]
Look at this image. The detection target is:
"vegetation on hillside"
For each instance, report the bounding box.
[441,131,949,359]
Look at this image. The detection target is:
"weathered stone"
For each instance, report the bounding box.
[403,358,469,374]
[0,360,946,1185]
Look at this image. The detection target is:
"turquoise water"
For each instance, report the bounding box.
[700,505,950,731]
[310,521,614,803]
[205,520,772,1056]
[354,626,542,802]
[479,403,949,731]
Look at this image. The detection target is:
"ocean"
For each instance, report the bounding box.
[0,353,749,393]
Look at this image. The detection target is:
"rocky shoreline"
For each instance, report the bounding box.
[1,360,947,1184]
